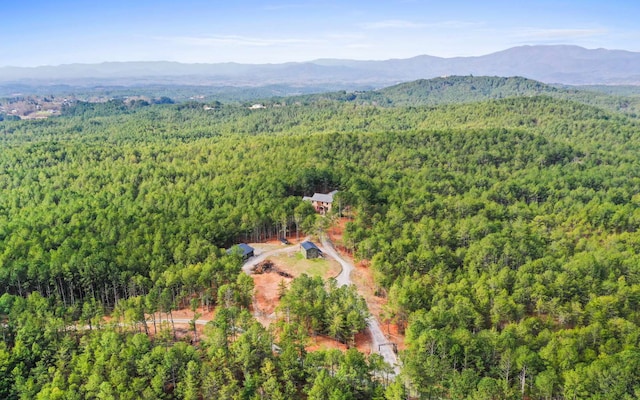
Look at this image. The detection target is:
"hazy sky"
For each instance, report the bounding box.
[1,0,639,67]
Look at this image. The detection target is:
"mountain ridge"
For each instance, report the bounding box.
[266,75,635,115]
[1,45,640,86]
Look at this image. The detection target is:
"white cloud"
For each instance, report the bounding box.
[346,43,374,49]
[514,28,608,40]
[157,35,323,48]
[325,32,366,40]
[361,19,426,29]
[360,19,484,30]
[428,20,486,29]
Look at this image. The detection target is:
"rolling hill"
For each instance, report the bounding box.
[270,76,640,117]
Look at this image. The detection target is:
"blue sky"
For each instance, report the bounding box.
[1,0,639,67]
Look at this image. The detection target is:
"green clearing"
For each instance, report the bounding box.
[271,251,341,279]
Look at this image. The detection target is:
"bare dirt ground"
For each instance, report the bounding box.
[115,226,391,354]
[249,233,374,352]
[135,306,215,343]
[306,331,375,354]
[250,234,341,325]
[253,272,291,321]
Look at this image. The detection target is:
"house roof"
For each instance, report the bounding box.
[304,190,338,204]
[301,241,321,251]
[227,243,254,257]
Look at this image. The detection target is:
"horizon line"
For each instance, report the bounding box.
[0,44,635,70]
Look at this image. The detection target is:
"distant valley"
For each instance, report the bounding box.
[3,75,640,121]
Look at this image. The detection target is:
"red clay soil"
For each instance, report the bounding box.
[328,217,407,351]
[145,306,215,343]
[261,233,306,246]
[252,273,292,319]
[306,331,374,354]
[250,234,300,324]
[112,224,395,353]
[249,228,375,352]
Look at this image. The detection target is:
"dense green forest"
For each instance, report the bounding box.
[273,76,640,117]
[2,79,640,398]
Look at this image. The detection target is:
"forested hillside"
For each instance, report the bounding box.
[274,76,640,117]
[1,93,640,398]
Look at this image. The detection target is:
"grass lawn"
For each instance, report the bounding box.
[271,252,341,279]
[251,243,282,253]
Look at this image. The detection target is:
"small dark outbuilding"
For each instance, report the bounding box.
[227,243,255,260]
[300,241,322,259]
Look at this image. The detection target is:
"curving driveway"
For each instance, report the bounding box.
[242,238,310,275]
[238,236,400,376]
[81,236,400,376]
[319,235,401,376]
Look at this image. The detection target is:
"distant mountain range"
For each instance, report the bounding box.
[1,45,640,87]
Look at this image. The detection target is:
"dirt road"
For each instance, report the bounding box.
[319,236,400,376]
[319,236,353,287]
[241,238,309,275]
[242,237,401,375]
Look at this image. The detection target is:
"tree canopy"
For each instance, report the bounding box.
[1,84,640,398]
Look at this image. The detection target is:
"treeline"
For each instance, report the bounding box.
[278,275,369,345]
[0,117,324,304]
[2,95,636,149]
[0,283,389,399]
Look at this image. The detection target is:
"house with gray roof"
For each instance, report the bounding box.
[227,243,255,260]
[302,190,338,214]
[300,241,322,259]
